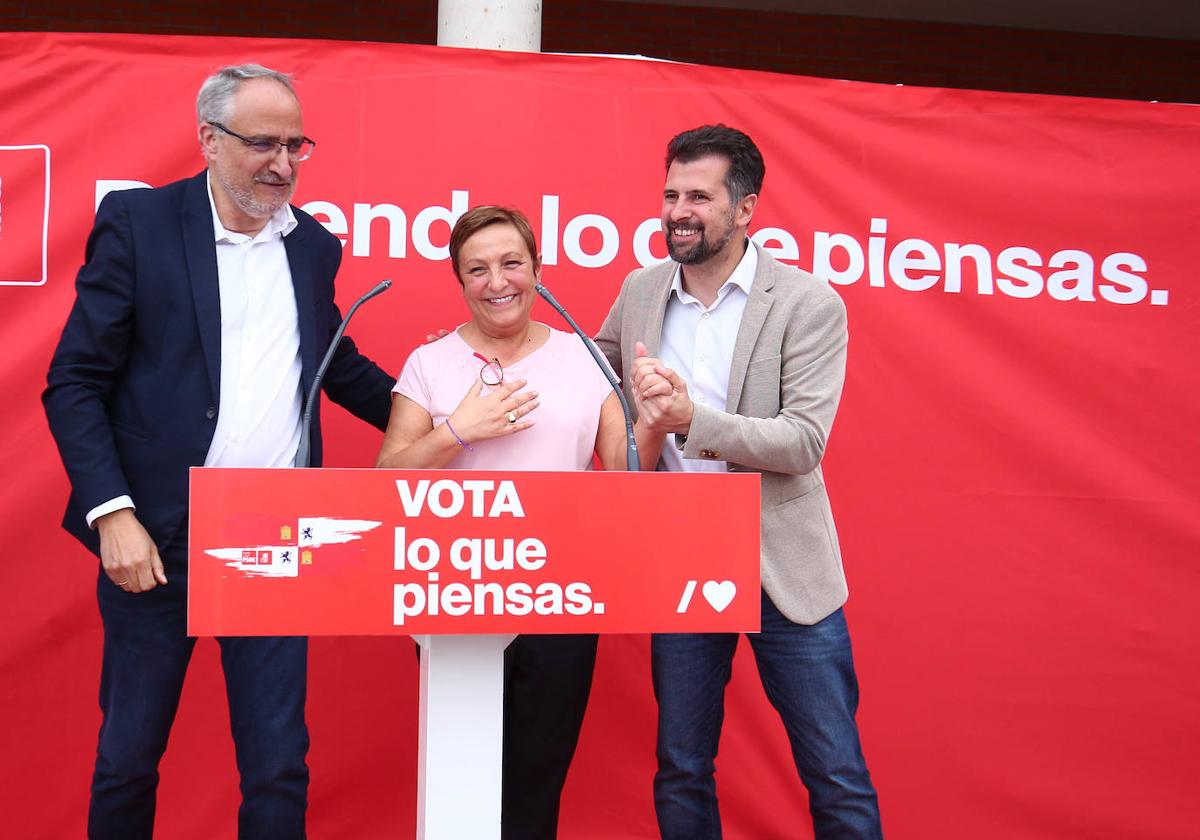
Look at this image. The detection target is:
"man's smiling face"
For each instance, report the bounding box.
[201,77,304,233]
[661,154,739,266]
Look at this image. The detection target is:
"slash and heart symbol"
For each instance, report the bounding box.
[675,579,738,613]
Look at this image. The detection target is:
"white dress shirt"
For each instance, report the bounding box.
[85,175,303,527]
[203,178,303,469]
[658,241,758,474]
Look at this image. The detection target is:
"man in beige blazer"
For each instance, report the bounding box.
[596,125,882,839]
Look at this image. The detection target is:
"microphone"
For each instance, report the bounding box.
[535,282,640,472]
[294,279,392,468]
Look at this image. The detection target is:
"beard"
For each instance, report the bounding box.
[216,168,295,220]
[665,210,736,265]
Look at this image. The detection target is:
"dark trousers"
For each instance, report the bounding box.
[500,633,599,840]
[87,548,309,840]
[652,592,882,840]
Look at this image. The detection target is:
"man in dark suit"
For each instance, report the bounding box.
[43,64,394,840]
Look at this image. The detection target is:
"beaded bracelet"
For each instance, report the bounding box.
[445,418,474,452]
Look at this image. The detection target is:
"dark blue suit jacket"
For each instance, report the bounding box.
[44,171,394,558]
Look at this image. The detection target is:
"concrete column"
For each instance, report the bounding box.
[437,0,542,52]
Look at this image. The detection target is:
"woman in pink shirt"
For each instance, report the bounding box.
[376,206,627,839]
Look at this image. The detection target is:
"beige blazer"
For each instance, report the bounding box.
[595,241,849,625]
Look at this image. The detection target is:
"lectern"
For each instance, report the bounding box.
[190,468,760,839]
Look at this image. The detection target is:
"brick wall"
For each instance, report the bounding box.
[2,0,1196,102]
[543,4,1200,103]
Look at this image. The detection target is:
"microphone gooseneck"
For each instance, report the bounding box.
[294,279,393,468]
[535,282,639,472]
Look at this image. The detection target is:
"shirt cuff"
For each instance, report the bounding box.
[86,496,135,529]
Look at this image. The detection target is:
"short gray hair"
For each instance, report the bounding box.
[196,64,296,125]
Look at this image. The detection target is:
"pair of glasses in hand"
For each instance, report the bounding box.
[473,352,503,387]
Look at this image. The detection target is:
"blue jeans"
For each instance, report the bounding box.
[88,560,309,840]
[652,592,882,839]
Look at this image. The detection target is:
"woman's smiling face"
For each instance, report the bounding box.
[457,222,541,337]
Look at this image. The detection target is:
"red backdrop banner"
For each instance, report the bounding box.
[1,31,1198,840]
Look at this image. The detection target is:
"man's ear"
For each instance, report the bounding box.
[198,124,218,160]
[736,193,759,228]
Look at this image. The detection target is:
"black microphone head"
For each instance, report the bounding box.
[361,279,392,302]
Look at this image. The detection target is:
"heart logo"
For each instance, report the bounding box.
[702,580,736,613]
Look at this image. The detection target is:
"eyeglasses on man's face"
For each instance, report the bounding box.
[209,121,316,161]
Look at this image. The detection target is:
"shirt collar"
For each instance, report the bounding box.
[670,238,758,306]
[206,171,298,244]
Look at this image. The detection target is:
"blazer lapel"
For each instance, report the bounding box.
[284,222,318,395]
[725,243,776,412]
[182,172,221,404]
[643,262,675,358]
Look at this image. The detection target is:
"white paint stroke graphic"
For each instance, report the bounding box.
[205,518,382,579]
[298,517,382,547]
[205,546,301,578]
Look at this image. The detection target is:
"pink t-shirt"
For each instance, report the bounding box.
[393,326,614,470]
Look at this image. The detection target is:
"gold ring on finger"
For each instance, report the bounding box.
[506,410,518,424]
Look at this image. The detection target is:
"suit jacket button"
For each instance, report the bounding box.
[205,406,216,420]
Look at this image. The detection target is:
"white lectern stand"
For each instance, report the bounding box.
[413,634,516,840]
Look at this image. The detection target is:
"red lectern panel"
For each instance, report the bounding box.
[188,468,760,636]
